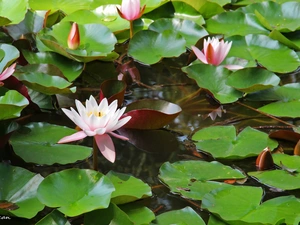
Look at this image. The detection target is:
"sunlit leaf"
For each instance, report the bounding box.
[226,67,280,93]
[0,0,27,25]
[122,99,182,129]
[120,202,155,225]
[172,1,205,25]
[128,30,186,65]
[192,126,278,159]
[0,90,29,120]
[151,207,205,225]
[107,171,152,205]
[37,168,114,216]
[159,160,245,200]
[269,29,300,51]
[149,18,208,47]
[182,64,243,104]
[0,163,44,218]
[10,122,92,165]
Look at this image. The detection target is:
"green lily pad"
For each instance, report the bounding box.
[120,203,155,225]
[269,29,300,51]
[192,126,278,159]
[239,1,300,32]
[182,64,243,104]
[107,171,152,205]
[227,67,280,93]
[206,11,269,36]
[149,18,208,47]
[151,206,205,225]
[227,34,300,73]
[159,160,245,200]
[0,89,29,120]
[0,0,27,25]
[37,168,114,217]
[0,163,44,218]
[0,44,19,72]
[10,122,92,165]
[36,210,71,225]
[38,22,118,62]
[22,51,84,82]
[128,30,186,65]
[172,1,205,25]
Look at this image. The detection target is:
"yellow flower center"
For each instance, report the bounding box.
[87,111,104,117]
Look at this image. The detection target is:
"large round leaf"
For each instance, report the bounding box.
[122,99,182,129]
[37,168,115,216]
[0,89,29,120]
[0,163,44,218]
[128,30,186,65]
[182,64,243,104]
[226,67,280,93]
[227,34,300,73]
[192,126,278,159]
[172,1,205,25]
[159,160,245,200]
[0,0,27,25]
[149,18,208,47]
[151,207,205,225]
[22,51,84,82]
[38,22,118,62]
[10,122,92,165]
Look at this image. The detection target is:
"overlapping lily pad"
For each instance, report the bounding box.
[192,126,278,159]
[10,122,92,165]
[37,169,114,216]
[0,163,44,218]
[0,0,27,25]
[0,43,19,72]
[159,160,246,200]
[36,210,71,225]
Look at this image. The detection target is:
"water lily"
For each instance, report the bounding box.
[0,63,16,86]
[58,95,131,163]
[117,0,146,38]
[67,22,80,50]
[191,37,243,70]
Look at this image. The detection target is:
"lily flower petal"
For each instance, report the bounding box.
[191,46,207,64]
[58,131,87,143]
[95,134,116,163]
[0,63,16,81]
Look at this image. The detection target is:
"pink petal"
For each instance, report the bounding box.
[191,46,207,64]
[109,131,129,141]
[95,134,116,163]
[0,63,16,81]
[57,131,87,143]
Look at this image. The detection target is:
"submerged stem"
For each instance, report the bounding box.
[93,138,98,171]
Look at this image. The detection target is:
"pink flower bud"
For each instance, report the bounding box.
[117,0,146,21]
[67,22,80,50]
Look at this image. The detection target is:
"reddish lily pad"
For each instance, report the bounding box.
[122,99,182,130]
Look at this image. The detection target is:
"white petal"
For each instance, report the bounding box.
[57,131,87,143]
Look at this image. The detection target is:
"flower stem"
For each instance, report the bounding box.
[129,20,134,39]
[93,138,98,171]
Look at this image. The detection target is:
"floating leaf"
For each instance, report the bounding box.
[159,160,245,200]
[120,202,155,225]
[149,18,208,47]
[192,126,278,159]
[172,1,205,25]
[36,210,71,225]
[0,90,29,120]
[182,64,243,104]
[22,51,84,82]
[151,207,205,225]
[227,67,280,93]
[0,163,44,219]
[0,44,19,72]
[0,0,27,25]
[10,122,92,165]
[122,99,181,129]
[37,168,114,217]
[128,30,186,65]
[107,171,152,205]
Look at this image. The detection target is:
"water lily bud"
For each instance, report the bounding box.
[67,22,80,50]
[256,147,274,171]
[117,0,146,21]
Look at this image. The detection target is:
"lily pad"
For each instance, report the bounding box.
[10,122,92,165]
[38,22,118,62]
[0,89,29,120]
[22,51,84,82]
[107,171,152,205]
[0,44,19,72]
[122,99,182,130]
[36,210,71,225]
[149,18,208,47]
[37,168,114,216]
[182,64,243,104]
[226,67,280,93]
[0,0,27,25]
[192,126,278,159]
[0,163,44,218]
[128,30,186,65]
[151,206,205,225]
[159,160,245,200]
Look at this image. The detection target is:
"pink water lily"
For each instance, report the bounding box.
[58,95,131,163]
[0,63,16,84]
[117,0,145,21]
[192,37,243,70]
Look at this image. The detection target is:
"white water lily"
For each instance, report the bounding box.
[58,95,131,163]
